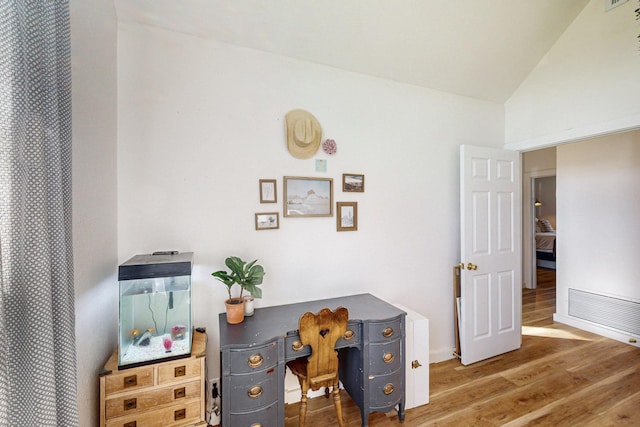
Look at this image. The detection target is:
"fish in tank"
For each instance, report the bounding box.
[117,252,193,369]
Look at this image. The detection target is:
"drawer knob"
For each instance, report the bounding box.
[123,375,137,388]
[343,329,354,341]
[174,387,186,399]
[382,327,394,338]
[250,424,263,427]
[174,365,186,377]
[248,385,263,399]
[292,340,304,351]
[123,398,137,411]
[248,353,264,368]
[383,383,395,395]
[174,408,186,420]
[383,352,394,364]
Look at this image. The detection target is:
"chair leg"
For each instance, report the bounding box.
[332,382,344,427]
[299,383,309,427]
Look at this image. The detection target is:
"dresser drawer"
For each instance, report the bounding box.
[229,401,279,427]
[228,371,279,413]
[105,399,201,427]
[369,318,402,343]
[157,357,201,384]
[368,370,403,410]
[105,379,201,419]
[369,339,402,376]
[230,341,279,374]
[105,366,154,395]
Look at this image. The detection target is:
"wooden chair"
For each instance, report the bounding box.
[286,307,348,427]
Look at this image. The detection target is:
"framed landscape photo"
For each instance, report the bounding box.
[336,202,358,231]
[259,179,277,203]
[283,176,333,217]
[255,212,279,230]
[343,174,364,192]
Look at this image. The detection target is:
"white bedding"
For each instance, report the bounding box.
[535,232,556,252]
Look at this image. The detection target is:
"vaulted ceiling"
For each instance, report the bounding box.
[115,0,590,103]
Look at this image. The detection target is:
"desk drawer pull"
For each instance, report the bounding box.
[123,422,136,427]
[174,365,186,377]
[123,398,137,411]
[383,352,394,364]
[174,387,186,399]
[292,340,304,351]
[383,383,395,395]
[248,385,263,399]
[382,327,394,338]
[250,424,262,427]
[343,329,354,341]
[123,375,137,388]
[248,353,264,368]
[174,408,186,420]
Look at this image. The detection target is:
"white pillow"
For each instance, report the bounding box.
[538,218,554,232]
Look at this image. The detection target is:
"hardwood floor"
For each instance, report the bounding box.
[284,269,640,426]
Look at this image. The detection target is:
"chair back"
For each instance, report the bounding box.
[298,307,348,389]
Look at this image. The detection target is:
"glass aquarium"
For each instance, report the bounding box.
[118,251,193,369]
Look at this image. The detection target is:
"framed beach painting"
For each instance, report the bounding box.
[283,176,333,217]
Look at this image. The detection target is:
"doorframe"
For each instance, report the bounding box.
[522,168,556,289]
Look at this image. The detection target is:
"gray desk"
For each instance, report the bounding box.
[219,293,406,427]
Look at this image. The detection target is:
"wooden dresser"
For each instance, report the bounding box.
[99,330,207,427]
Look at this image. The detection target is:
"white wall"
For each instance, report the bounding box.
[116,22,505,375]
[70,0,118,425]
[553,130,640,345]
[505,0,640,150]
[535,176,556,226]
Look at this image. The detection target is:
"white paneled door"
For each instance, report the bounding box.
[459,145,522,365]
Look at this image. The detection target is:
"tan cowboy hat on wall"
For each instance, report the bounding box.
[285,109,322,159]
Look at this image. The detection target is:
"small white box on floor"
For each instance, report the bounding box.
[393,303,430,409]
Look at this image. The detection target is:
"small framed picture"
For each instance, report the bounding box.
[343,174,364,192]
[255,212,279,230]
[259,179,277,203]
[336,202,358,231]
[283,176,333,217]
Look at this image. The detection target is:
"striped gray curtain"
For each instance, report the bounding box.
[0,1,78,426]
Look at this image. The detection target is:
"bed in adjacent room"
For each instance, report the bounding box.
[536,219,556,269]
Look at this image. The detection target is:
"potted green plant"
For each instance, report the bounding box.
[212,256,265,324]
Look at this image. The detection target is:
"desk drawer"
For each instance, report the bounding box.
[369,339,402,376]
[229,401,279,427]
[285,322,360,360]
[105,379,201,419]
[368,370,403,410]
[369,318,402,343]
[230,342,279,374]
[228,371,279,412]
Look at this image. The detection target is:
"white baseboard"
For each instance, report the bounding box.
[553,313,639,348]
[430,347,456,364]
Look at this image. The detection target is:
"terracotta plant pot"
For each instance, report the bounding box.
[225,298,245,324]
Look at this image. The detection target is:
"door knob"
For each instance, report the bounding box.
[456,262,465,270]
[466,262,478,270]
